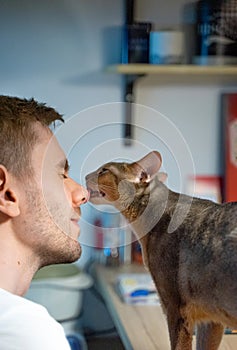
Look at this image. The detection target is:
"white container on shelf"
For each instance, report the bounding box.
[149,30,184,64]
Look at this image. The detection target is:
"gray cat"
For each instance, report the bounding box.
[86,151,237,350]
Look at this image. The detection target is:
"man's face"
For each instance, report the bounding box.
[15,123,88,267]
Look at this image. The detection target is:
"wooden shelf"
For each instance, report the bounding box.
[114,0,237,145]
[108,63,237,145]
[107,64,237,77]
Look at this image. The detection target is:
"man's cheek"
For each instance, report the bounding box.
[42,178,71,216]
[63,182,72,205]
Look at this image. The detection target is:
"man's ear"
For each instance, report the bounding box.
[0,165,20,217]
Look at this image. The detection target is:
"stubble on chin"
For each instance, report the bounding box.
[23,185,82,268]
[39,238,82,269]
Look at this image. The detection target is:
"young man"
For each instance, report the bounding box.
[0,96,89,349]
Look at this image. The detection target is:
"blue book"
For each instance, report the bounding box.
[116,273,159,305]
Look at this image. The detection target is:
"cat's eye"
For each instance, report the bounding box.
[98,168,109,175]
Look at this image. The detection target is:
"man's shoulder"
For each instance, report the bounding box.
[0,287,47,315]
[0,288,71,349]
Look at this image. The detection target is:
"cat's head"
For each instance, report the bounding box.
[85,151,167,211]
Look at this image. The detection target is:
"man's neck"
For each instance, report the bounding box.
[0,231,38,296]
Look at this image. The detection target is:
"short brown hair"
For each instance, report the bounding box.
[0,96,64,179]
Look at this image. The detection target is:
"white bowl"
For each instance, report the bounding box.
[25,264,93,322]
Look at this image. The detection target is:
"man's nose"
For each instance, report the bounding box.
[73,184,89,206]
[66,179,90,207]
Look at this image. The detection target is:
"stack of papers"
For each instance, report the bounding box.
[116,273,160,305]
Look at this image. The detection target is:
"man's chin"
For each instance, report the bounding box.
[66,239,82,262]
[57,238,82,264]
[74,241,82,260]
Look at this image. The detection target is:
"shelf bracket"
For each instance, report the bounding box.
[123,0,135,146]
[123,74,144,146]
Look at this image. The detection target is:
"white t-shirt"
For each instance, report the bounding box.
[0,288,71,350]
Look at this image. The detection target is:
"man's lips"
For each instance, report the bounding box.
[71,218,81,240]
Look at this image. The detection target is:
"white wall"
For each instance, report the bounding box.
[0,0,124,114]
[0,0,236,265]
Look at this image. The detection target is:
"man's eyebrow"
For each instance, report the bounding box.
[57,159,70,172]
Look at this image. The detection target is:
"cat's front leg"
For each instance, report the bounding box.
[167,308,193,350]
[196,322,224,350]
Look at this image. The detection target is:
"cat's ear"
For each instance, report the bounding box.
[157,172,168,183]
[132,151,163,183]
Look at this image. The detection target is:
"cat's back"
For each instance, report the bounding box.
[185,198,237,238]
[177,199,237,313]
